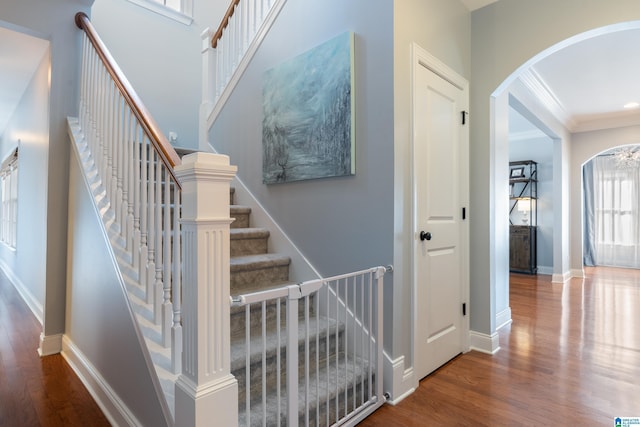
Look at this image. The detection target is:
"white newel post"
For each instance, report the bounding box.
[174,152,238,427]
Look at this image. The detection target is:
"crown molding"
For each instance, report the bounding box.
[519,68,578,132]
[572,109,640,133]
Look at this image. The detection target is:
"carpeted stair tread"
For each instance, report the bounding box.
[231,253,291,272]
[230,227,270,239]
[231,205,252,214]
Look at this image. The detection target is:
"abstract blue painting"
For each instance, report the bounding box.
[262,32,355,184]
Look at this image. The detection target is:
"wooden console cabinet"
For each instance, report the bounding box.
[510,225,537,274]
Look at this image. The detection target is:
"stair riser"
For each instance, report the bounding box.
[231,212,250,228]
[231,265,290,293]
[231,237,268,257]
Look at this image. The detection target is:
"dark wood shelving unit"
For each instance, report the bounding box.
[509,160,537,274]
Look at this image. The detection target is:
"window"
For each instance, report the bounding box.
[584,152,640,268]
[0,148,18,249]
[127,0,193,25]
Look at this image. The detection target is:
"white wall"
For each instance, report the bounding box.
[0,47,50,320]
[469,0,640,338]
[91,0,228,149]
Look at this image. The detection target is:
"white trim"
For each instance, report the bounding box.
[496,307,512,330]
[0,258,43,323]
[126,0,193,25]
[62,336,142,427]
[553,270,573,283]
[382,352,417,405]
[570,268,585,279]
[519,69,576,131]
[38,333,63,356]
[469,331,500,354]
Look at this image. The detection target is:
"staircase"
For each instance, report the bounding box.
[73,9,384,426]
[227,186,377,426]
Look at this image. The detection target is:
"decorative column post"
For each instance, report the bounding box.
[174,152,238,427]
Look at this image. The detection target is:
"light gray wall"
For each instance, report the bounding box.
[67,148,170,427]
[392,0,470,369]
[91,0,228,149]
[0,48,50,316]
[509,137,554,273]
[1,0,91,341]
[470,0,640,336]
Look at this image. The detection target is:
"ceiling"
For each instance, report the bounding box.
[0,26,49,138]
[512,27,640,137]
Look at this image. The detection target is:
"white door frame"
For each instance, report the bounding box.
[410,43,470,376]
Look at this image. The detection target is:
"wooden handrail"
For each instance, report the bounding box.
[211,0,240,48]
[75,12,182,184]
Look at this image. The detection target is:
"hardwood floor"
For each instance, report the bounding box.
[361,267,640,426]
[0,272,110,427]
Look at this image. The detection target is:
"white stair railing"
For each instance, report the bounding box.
[200,0,288,144]
[76,13,184,372]
[231,266,388,427]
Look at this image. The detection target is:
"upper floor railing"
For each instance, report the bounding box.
[200,0,287,142]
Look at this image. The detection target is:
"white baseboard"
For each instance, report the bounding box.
[0,259,43,324]
[469,330,500,354]
[62,336,141,427]
[570,268,585,279]
[383,352,417,405]
[38,333,63,356]
[496,307,512,330]
[553,270,573,283]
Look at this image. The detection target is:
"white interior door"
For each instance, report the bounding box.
[413,48,468,380]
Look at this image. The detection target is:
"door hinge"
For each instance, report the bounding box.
[462,207,466,220]
[461,110,468,125]
[462,303,467,316]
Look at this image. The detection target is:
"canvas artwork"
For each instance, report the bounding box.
[262,32,355,184]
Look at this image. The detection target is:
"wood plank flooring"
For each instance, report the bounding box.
[361,267,640,426]
[0,272,110,427]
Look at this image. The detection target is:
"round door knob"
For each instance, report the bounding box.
[420,231,432,241]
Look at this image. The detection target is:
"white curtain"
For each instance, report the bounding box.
[584,155,640,268]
